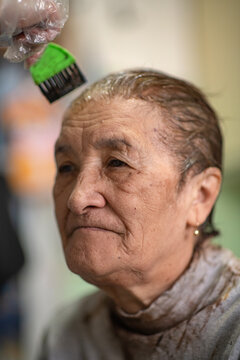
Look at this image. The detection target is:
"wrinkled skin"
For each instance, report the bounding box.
[53,98,199,312]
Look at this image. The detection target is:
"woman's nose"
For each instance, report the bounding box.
[67,170,106,215]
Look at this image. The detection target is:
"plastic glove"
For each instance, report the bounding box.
[0,0,69,64]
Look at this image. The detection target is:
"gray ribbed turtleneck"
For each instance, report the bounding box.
[37,242,240,360]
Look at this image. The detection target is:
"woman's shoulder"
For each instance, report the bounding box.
[49,289,109,333]
[185,243,240,359]
[36,290,112,360]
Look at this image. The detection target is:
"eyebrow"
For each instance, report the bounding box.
[54,136,138,158]
[54,143,74,158]
[93,137,133,151]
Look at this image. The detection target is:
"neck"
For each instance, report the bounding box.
[100,242,195,314]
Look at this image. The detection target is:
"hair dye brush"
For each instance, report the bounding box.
[29,43,86,103]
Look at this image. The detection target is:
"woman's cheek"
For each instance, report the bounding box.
[105,169,143,195]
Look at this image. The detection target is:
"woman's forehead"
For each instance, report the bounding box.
[63,98,165,137]
[59,98,170,157]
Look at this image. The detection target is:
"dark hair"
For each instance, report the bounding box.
[72,69,223,241]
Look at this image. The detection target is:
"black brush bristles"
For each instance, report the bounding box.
[38,63,86,103]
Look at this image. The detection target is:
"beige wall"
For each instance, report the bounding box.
[203,0,240,172]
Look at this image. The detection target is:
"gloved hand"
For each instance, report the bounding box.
[0,0,69,65]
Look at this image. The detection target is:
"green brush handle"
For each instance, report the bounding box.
[30,43,76,85]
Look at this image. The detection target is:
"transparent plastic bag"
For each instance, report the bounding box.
[0,0,69,63]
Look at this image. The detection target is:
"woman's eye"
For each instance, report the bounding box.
[107,159,127,168]
[58,164,74,174]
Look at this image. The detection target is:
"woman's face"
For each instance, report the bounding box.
[53,98,195,287]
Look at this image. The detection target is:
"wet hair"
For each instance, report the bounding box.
[71,69,223,241]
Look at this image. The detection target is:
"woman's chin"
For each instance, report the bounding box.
[64,247,120,285]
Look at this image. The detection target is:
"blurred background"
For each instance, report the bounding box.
[0,0,239,359]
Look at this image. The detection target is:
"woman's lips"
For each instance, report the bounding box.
[76,226,110,232]
[68,226,123,238]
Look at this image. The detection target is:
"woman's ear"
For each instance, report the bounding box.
[187,167,222,227]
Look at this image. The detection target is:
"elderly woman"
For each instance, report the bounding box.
[38,69,240,360]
